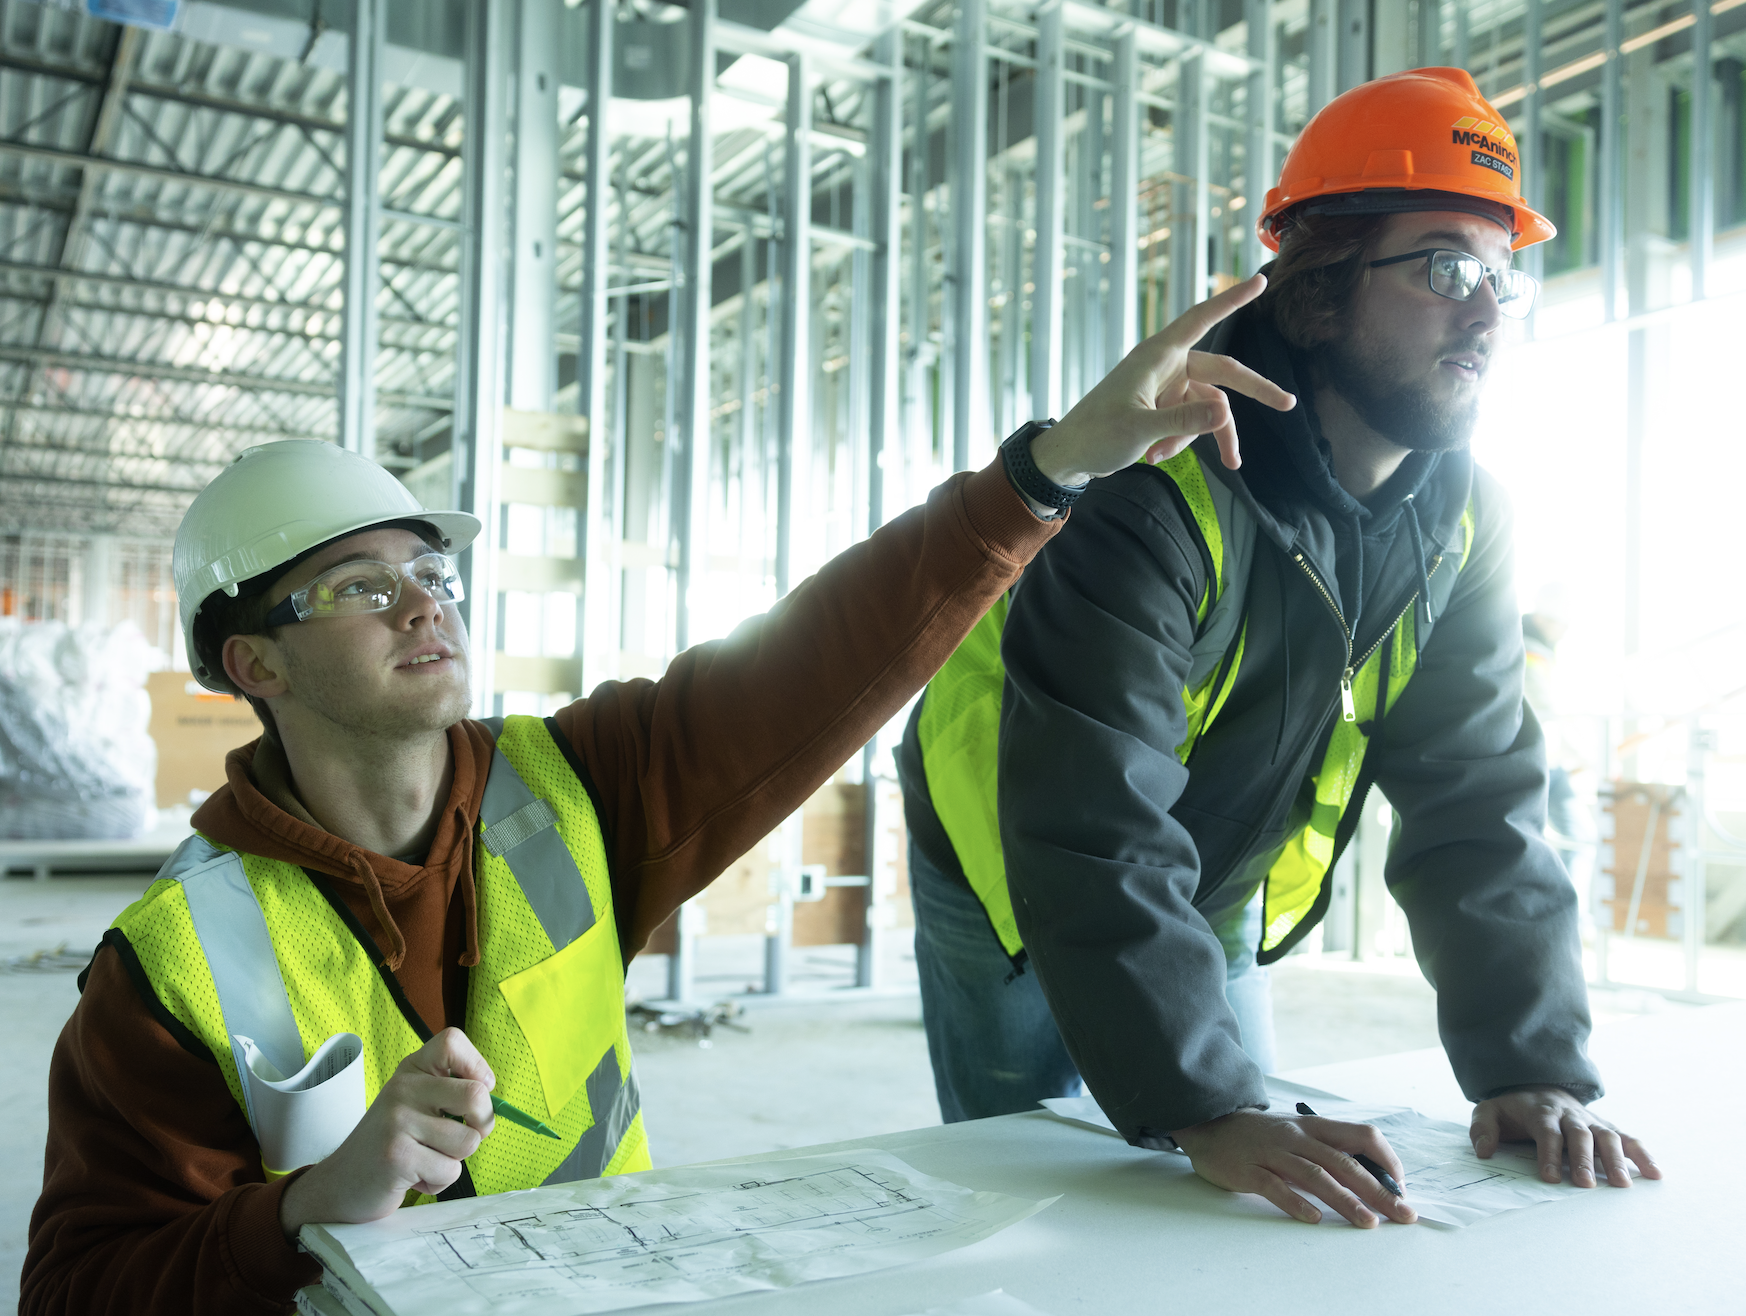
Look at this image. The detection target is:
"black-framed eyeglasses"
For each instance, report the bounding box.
[1367,248,1539,320]
[264,553,465,628]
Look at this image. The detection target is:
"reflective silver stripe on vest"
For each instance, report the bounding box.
[163,835,305,1133]
[479,746,596,951]
[543,1047,641,1186]
[1184,457,1256,691]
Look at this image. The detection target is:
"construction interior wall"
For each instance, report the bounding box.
[2,0,1745,997]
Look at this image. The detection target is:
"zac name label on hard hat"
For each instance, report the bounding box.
[1450,117,1517,180]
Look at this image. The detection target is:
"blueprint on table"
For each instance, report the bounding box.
[299,1150,1055,1315]
[1041,1078,1632,1229]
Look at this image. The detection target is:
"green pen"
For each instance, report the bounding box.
[445,1094,562,1140]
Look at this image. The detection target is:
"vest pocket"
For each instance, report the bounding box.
[497,916,620,1120]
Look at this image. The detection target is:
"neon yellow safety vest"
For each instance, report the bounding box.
[109,713,650,1196]
[918,450,1475,965]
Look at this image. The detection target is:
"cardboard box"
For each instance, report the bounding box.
[147,671,260,808]
[644,773,912,957]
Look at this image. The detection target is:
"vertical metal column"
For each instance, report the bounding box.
[1170,27,1209,319]
[340,0,384,456]
[737,235,758,531]
[509,0,558,411]
[81,535,112,626]
[949,0,988,471]
[849,157,873,543]
[869,35,902,534]
[579,0,617,693]
[999,166,1022,431]
[859,31,904,991]
[673,0,715,652]
[754,72,820,965]
[455,0,513,714]
[1453,0,1469,70]
[1308,0,1335,114]
[1336,0,1369,93]
[1417,0,1442,67]
[1690,0,1713,300]
[1031,2,1065,421]
[1683,726,1710,994]
[1075,77,1102,399]
[906,32,933,503]
[1241,0,1273,279]
[1106,29,1139,367]
[776,52,812,598]
[1520,0,1543,293]
[1600,0,1623,321]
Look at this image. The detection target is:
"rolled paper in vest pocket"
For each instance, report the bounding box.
[235,1032,366,1177]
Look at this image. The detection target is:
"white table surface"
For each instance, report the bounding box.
[664,1001,1745,1316]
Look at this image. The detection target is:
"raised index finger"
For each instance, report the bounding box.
[1161,272,1270,351]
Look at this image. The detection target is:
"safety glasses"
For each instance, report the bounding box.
[1367,248,1539,319]
[264,552,465,627]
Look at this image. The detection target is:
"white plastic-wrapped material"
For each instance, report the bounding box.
[0,619,160,840]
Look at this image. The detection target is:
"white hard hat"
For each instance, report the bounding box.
[174,440,481,692]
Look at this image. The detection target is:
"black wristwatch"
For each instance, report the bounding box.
[1000,418,1088,512]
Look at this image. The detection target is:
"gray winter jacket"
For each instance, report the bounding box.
[995,301,1600,1146]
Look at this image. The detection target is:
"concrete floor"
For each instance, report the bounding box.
[0,873,1700,1308]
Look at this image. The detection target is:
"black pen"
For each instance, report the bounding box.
[1294,1102,1405,1196]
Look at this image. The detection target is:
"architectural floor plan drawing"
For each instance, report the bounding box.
[1042,1079,1633,1230]
[300,1151,1055,1316]
[436,1162,948,1275]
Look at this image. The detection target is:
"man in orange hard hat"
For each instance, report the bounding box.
[900,67,1660,1229]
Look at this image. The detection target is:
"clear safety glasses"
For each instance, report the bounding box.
[264,552,465,627]
[1367,248,1540,320]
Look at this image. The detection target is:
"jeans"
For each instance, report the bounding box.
[910,838,1277,1123]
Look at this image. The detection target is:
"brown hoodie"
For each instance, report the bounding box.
[23,459,1058,1316]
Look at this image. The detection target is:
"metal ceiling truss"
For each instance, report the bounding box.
[0,342,448,410]
[0,0,491,538]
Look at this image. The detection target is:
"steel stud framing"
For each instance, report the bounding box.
[339,0,384,456]
[950,0,990,472]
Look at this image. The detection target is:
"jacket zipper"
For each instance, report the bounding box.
[1292,552,1446,723]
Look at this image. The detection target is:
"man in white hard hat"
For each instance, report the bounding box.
[24,279,1294,1314]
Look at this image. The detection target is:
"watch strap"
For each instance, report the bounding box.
[1001,419,1088,511]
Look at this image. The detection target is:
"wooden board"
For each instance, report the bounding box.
[147,671,259,808]
[1598,783,1684,939]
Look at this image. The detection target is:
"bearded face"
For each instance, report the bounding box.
[1309,212,1512,454]
[1313,323,1488,453]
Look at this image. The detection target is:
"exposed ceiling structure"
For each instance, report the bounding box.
[0,0,922,540]
[0,0,487,538]
[0,0,1735,541]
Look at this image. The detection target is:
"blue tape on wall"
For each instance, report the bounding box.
[87,0,179,32]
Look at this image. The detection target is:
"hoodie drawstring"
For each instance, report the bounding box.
[349,850,409,972]
[1401,493,1434,659]
[345,804,480,972]
[454,802,481,967]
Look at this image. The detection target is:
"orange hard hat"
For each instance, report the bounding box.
[1259,67,1555,253]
